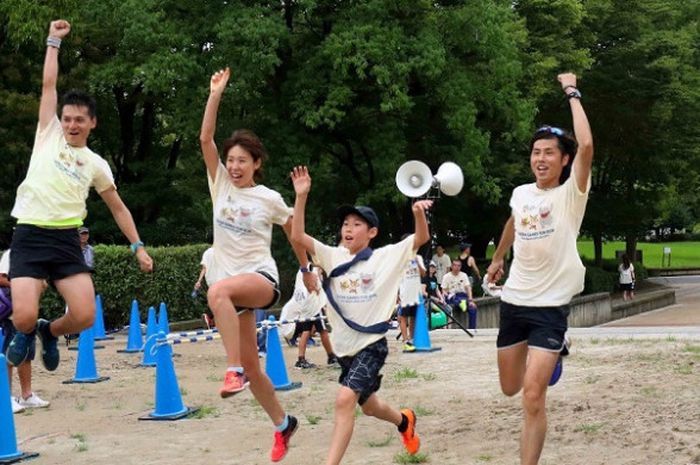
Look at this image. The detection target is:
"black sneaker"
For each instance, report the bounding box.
[327,354,339,365]
[36,319,60,371]
[5,330,35,367]
[294,358,316,369]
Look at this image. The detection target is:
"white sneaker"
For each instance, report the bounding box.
[11,396,25,414]
[18,392,50,408]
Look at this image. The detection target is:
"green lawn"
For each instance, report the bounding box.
[576,241,700,268]
[472,241,700,269]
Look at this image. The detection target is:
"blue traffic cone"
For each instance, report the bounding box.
[412,295,441,353]
[63,326,110,384]
[265,317,302,391]
[0,354,39,462]
[141,307,159,367]
[139,332,197,421]
[118,300,143,353]
[158,302,170,335]
[93,294,113,341]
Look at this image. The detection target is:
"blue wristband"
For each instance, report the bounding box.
[300,265,312,273]
[130,240,144,254]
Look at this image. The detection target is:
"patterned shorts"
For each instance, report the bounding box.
[338,337,389,405]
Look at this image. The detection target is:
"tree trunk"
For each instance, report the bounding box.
[625,235,638,263]
[593,232,603,266]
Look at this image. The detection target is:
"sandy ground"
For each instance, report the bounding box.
[7,325,700,465]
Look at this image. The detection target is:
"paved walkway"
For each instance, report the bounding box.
[603,275,700,327]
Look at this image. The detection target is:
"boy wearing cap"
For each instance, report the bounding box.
[5,20,153,373]
[290,166,431,465]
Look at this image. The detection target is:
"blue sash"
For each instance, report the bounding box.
[322,248,392,334]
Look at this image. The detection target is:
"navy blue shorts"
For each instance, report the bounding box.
[496,301,569,353]
[338,338,388,405]
[398,304,417,317]
[10,225,90,282]
[1,319,36,361]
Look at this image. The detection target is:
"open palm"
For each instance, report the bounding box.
[210,68,230,94]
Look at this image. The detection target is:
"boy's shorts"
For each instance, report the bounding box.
[297,318,325,333]
[1,319,36,361]
[10,225,90,281]
[338,337,388,405]
[397,304,417,317]
[496,301,569,353]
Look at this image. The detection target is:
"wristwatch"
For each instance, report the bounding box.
[566,88,582,99]
[300,264,313,273]
[130,240,145,254]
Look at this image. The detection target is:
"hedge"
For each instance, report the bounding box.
[39,242,299,329]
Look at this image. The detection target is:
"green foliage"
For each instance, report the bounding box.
[40,244,209,326]
[583,264,617,294]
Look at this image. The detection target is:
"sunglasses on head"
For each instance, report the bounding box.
[535,126,565,137]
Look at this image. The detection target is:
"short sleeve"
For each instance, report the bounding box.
[0,250,10,275]
[312,240,336,273]
[92,157,116,193]
[268,191,293,226]
[207,162,228,199]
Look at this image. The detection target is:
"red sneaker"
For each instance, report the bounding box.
[399,408,420,455]
[219,371,249,398]
[270,415,298,462]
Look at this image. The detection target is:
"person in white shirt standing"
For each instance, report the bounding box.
[486,73,593,465]
[430,244,452,283]
[618,254,635,301]
[397,248,426,352]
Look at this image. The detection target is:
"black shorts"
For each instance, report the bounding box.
[297,316,325,333]
[10,225,90,281]
[1,319,36,361]
[238,271,281,311]
[398,304,417,317]
[338,338,389,405]
[496,301,569,353]
[620,283,633,291]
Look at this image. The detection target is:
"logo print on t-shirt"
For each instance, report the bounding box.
[217,201,255,234]
[55,145,87,182]
[518,202,555,240]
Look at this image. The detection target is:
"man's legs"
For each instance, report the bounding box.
[52,273,96,335]
[520,349,559,465]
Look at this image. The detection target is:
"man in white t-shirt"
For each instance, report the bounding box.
[5,20,153,373]
[441,259,477,329]
[430,245,452,283]
[486,73,593,465]
[291,166,430,464]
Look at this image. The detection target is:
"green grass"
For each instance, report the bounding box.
[190,406,219,419]
[393,367,420,382]
[367,433,394,447]
[394,452,429,463]
[576,240,700,268]
[573,423,605,434]
[71,433,88,452]
[306,414,322,425]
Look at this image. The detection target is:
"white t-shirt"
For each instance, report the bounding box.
[11,117,115,226]
[441,271,471,295]
[279,270,327,339]
[431,253,452,283]
[399,254,425,306]
[206,163,292,285]
[200,247,214,286]
[0,250,10,275]
[619,264,635,284]
[501,166,590,306]
[313,235,416,357]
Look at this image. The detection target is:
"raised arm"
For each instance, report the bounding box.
[558,73,593,192]
[411,200,433,251]
[39,20,71,130]
[200,68,230,181]
[290,166,317,255]
[99,188,153,273]
[486,215,514,284]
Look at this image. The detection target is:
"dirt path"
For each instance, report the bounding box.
[9,328,700,465]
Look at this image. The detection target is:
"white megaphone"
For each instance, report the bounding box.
[395,160,464,198]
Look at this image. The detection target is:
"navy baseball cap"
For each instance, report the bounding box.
[337,205,379,228]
